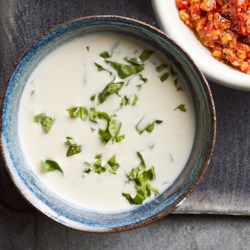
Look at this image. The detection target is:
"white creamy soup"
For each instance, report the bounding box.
[18,33,196,212]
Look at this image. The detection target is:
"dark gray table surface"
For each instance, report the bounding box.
[0,0,249,216]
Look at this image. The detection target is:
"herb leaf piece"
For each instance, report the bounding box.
[174,77,183,91]
[94,63,112,75]
[135,118,163,134]
[122,152,158,205]
[67,107,88,121]
[41,160,63,173]
[34,113,55,133]
[124,57,141,66]
[139,50,154,62]
[84,154,120,175]
[132,95,138,106]
[120,95,130,107]
[65,137,81,157]
[108,119,121,138]
[175,104,187,112]
[160,72,169,82]
[139,74,147,83]
[100,51,111,58]
[89,108,111,123]
[98,81,124,104]
[105,60,144,79]
[108,155,119,174]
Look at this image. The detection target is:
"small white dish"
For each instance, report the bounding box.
[152,0,250,91]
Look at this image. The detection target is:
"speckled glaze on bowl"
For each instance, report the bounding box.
[0,16,216,232]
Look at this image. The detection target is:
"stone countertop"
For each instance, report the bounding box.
[0,204,249,250]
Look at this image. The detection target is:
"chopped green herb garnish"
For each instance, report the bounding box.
[175,104,187,112]
[107,155,120,174]
[94,63,112,75]
[160,72,169,82]
[136,84,144,90]
[88,109,123,144]
[86,46,89,51]
[139,50,154,62]
[83,154,120,175]
[100,51,111,58]
[67,107,88,121]
[90,94,96,101]
[99,117,124,144]
[139,74,147,83]
[135,118,163,134]
[65,137,82,157]
[124,56,141,66]
[89,108,111,123]
[120,95,130,107]
[34,113,55,133]
[173,78,183,91]
[41,160,63,173]
[132,95,138,106]
[156,64,168,71]
[105,60,144,79]
[108,118,121,138]
[98,80,124,104]
[122,152,158,205]
[31,90,35,97]
[115,134,125,142]
[119,94,138,109]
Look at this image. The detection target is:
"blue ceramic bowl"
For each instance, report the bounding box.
[0,16,216,232]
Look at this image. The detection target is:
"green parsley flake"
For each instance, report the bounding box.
[175,104,187,112]
[135,118,163,134]
[90,94,96,101]
[83,154,120,175]
[120,95,130,107]
[94,63,112,75]
[132,95,138,106]
[65,137,82,157]
[139,74,147,83]
[41,160,63,173]
[160,72,169,82]
[34,113,55,133]
[67,107,88,121]
[124,56,141,66]
[105,60,144,79]
[119,95,139,109]
[122,152,158,205]
[139,50,154,62]
[98,117,124,144]
[86,46,89,51]
[87,108,124,144]
[100,51,111,58]
[174,77,183,91]
[98,81,124,104]
[89,108,111,123]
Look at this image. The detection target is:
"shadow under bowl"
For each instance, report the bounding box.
[0,15,216,232]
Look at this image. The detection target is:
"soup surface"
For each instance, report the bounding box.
[18,33,196,212]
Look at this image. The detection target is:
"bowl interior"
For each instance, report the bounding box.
[152,0,250,91]
[1,16,215,232]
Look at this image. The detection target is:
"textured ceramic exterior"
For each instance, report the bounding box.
[0,16,216,232]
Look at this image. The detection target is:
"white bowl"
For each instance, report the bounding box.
[152,0,250,91]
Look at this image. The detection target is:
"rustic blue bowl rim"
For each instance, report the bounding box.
[0,15,216,232]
